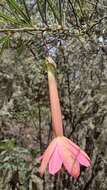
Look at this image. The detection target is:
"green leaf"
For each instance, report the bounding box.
[0,35,11,56]
[0,11,18,24]
[47,0,61,24]
[0,36,8,44]
[6,0,31,24]
[37,0,47,24]
[22,0,31,22]
[0,138,16,151]
[0,19,6,25]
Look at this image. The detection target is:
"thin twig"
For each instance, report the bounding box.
[0,25,68,33]
[0,25,86,39]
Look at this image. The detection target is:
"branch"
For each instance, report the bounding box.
[0,25,68,33]
[0,25,87,39]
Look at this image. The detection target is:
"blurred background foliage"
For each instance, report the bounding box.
[0,0,107,190]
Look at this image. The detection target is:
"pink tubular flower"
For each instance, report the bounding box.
[47,57,63,136]
[39,136,91,177]
[38,57,91,177]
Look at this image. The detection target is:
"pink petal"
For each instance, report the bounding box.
[39,139,57,175]
[62,137,91,167]
[49,146,62,175]
[71,160,80,177]
[58,142,80,177]
[77,150,91,167]
[63,137,80,155]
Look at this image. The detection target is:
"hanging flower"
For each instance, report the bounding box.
[38,57,91,177]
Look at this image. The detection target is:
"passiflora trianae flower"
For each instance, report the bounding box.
[38,56,91,177]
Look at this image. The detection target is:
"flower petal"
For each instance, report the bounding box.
[71,160,80,177]
[62,137,91,167]
[77,150,91,167]
[63,137,80,155]
[49,146,62,175]
[58,142,80,177]
[39,139,57,175]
